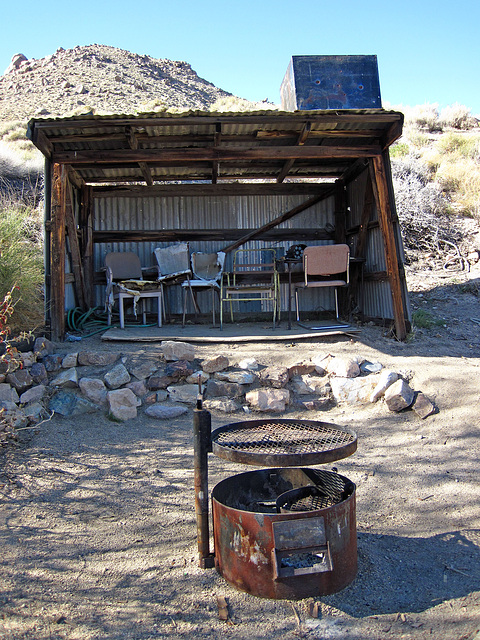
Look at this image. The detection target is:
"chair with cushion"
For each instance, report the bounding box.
[220,248,279,329]
[182,251,225,327]
[105,252,163,329]
[294,244,350,326]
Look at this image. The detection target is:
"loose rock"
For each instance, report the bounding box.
[412,392,436,419]
[104,363,131,389]
[384,379,415,412]
[145,403,188,419]
[246,388,290,412]
[161,341,195,362]
[202,355,229,373]
[107,388,140,421]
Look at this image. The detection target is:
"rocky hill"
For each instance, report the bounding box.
[0,43,262,121]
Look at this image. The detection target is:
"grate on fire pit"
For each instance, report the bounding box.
[211,419,357,466]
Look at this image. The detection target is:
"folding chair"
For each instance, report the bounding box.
[294,244,350,327]
[105,252,162,329]
[182,251,225,327]
[220,248,279,329]
[154,243,193,322]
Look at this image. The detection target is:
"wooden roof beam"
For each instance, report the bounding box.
[127,126,153,186]
[276,121,311,183]
[54,144,382,164]
[212,123,221,184]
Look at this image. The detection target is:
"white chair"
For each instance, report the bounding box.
[294,244,350,325]
[105,252,162,329]
[154,243,193,322]
[182,251,225,327]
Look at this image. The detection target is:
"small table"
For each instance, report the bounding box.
[282,258,303,330]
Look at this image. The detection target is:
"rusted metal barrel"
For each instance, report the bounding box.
[212,468,357,599]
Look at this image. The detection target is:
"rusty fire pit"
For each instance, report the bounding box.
[193,410,358,599]
[212,467,357,599]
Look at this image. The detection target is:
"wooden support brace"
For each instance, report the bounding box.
[64,184,87,310]
[221,189,335,254]
[369,157,407,340]
[50,164,66,341]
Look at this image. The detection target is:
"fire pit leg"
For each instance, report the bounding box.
[193,402,215,568]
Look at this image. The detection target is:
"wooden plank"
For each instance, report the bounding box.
[92,227,334,244]
[348,173,374,306]
[212,123,221,184]
[53,145,382,165]
[370,157,407,340]
[222,190,335,254]
[81,186,95,308]
[127,126,153,185]
[334,179,346,243]
[356,174,374,258]
[93,183,334,198]
[50,164,66,341]
[276,122,311,183]
[82,166,348,183]
[64,183,86,310]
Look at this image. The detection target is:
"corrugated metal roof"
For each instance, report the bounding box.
[27,108,403,186]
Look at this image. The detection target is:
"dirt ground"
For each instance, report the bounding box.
[0,260,479,640]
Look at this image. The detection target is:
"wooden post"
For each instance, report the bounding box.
[334,178,347,243]
[81,186,95,308]
[348,171,374,308]
[50,164,66,341]
[65,182,87,310]
[370,156,407,340]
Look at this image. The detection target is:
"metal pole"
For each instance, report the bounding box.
[193,377,215,568]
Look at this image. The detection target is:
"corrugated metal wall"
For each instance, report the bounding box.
[86,179,409,324]
[93,192,337,316]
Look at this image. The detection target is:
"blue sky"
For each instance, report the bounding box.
[1,0,479,115]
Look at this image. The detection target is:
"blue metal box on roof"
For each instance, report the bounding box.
[280,55,382,111]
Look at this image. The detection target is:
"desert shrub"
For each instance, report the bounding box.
[439,103,477,130]
[435,131,480,158]
[210,96,278,112]
[412,310,445,329]
[0,142,43,206]
[391,155,459,256]
[0,194,44,333]
[399,103,441,132]
[403,127,432,150]
[390,142,410,158]
[420,132,480,217]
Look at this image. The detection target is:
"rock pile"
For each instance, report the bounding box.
[0,339,436,441]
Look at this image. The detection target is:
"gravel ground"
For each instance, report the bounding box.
[0,263,479,640]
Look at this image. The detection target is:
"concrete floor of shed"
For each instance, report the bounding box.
[101,318,360,343]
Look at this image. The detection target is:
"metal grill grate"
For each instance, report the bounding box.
[285,493,336,511]
[211,419,357,466]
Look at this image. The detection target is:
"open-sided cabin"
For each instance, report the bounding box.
[26,105,410,341]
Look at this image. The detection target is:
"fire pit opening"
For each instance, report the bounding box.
[212,467,354,514]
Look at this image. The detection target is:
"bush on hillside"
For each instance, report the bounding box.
[0,193,44,334]
[439,103,477,130]
[391,155,460,258]
[0,142,43,207]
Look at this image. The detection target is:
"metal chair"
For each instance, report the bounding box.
[294,244,350,326]
[182,251,225,327]
[220,248,279,329]
[153,243,193,322]
[105,252,163,329]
